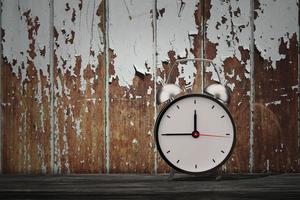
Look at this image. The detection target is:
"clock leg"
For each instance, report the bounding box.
[168,168,177,180]
[215,169,223,181]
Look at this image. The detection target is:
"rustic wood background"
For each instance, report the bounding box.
[0,0,299,174]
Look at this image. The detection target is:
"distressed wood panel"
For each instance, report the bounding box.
[53,0,105,173]
[253,0,299,172]
[1,0,51,173]
[204,0,251,172]
[156,0,202,173]
[108,0,155,173]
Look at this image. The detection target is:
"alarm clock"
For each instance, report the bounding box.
[155,58,236,174]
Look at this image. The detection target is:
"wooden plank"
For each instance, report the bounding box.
[53,0,105,173]
[253,0,299,172]
[156,0,202,173]
[0,174,300,200]
[204,0,251,172]
[1,0,51,173]
[108,0,155,173]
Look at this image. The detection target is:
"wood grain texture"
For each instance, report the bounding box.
[253,0,299,172]
[1,0,51,173]
[156,0,202,173]
[1,174,300,200]
[53,0,105,173]
[0,0,299,174]
[204,0,251,172]
[108,0,155,173]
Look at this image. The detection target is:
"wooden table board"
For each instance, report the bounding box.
[0,174,299,199]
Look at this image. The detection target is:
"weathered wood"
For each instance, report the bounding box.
[156,0,202,173]
[204,0,251,172]
[53,0,105,173]
[0,174,300,199]
[108,0,155,173]
[0,0,299,175]
[253,0,299,172]
[1,0,52,173]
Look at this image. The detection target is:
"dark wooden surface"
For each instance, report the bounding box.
[0,174,300,199]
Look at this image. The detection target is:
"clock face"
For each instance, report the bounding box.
[155,94,236,174]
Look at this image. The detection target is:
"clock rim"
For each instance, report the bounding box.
[154,93,236,175]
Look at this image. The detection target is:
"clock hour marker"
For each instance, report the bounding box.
[167,115,171,118]
[194,100,196,104]
[177,160,180,163]
[195,164,197,169]
[177,105,180,109]
[211,105,215,109]
[221,150,225,153]
[167,150,170,154]
[221,115,225,118]
[226,133,230,136]
[212,159,216,163]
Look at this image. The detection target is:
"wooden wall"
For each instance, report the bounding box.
[0,0,299,174]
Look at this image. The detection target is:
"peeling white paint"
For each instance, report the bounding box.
[147,86,152,95]
[227,69,235,79]
[75,119,82,137]
[130,121,134,126]
[291,84,298,90]
[157,0,198,86]
[54,0,104,92]
[132,138,139,145]
[254,0,298,69]
[206,0,251,83]
[109,0,153,87]
[265,100,281,107]
[227,82,236,92]
[2,0,51,84]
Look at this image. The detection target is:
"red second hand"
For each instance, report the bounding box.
[199,133,229,138]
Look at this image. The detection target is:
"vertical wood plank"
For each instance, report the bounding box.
[204,0,251,172]
[53,0,105,173]
[156,0,202,173]
[253,0,299,172]
[1,0,51,173]
[108,0,155,173]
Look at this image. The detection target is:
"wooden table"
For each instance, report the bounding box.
[0,174,299,199]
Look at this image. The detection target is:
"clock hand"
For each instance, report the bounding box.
[162,132,230,138]
[199,133,229,138]
[194,110,197,131]
[162,133,191,136]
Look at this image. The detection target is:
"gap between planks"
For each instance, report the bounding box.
[49,0,55,175]
[104,0,110,174]
[153,0,158,175]
[249,0,255,173]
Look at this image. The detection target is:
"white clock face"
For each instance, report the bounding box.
[155,94,235,173]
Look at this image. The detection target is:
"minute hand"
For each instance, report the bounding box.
[162,133,229,138]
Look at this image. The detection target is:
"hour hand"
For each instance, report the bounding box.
[161,133,191,136]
